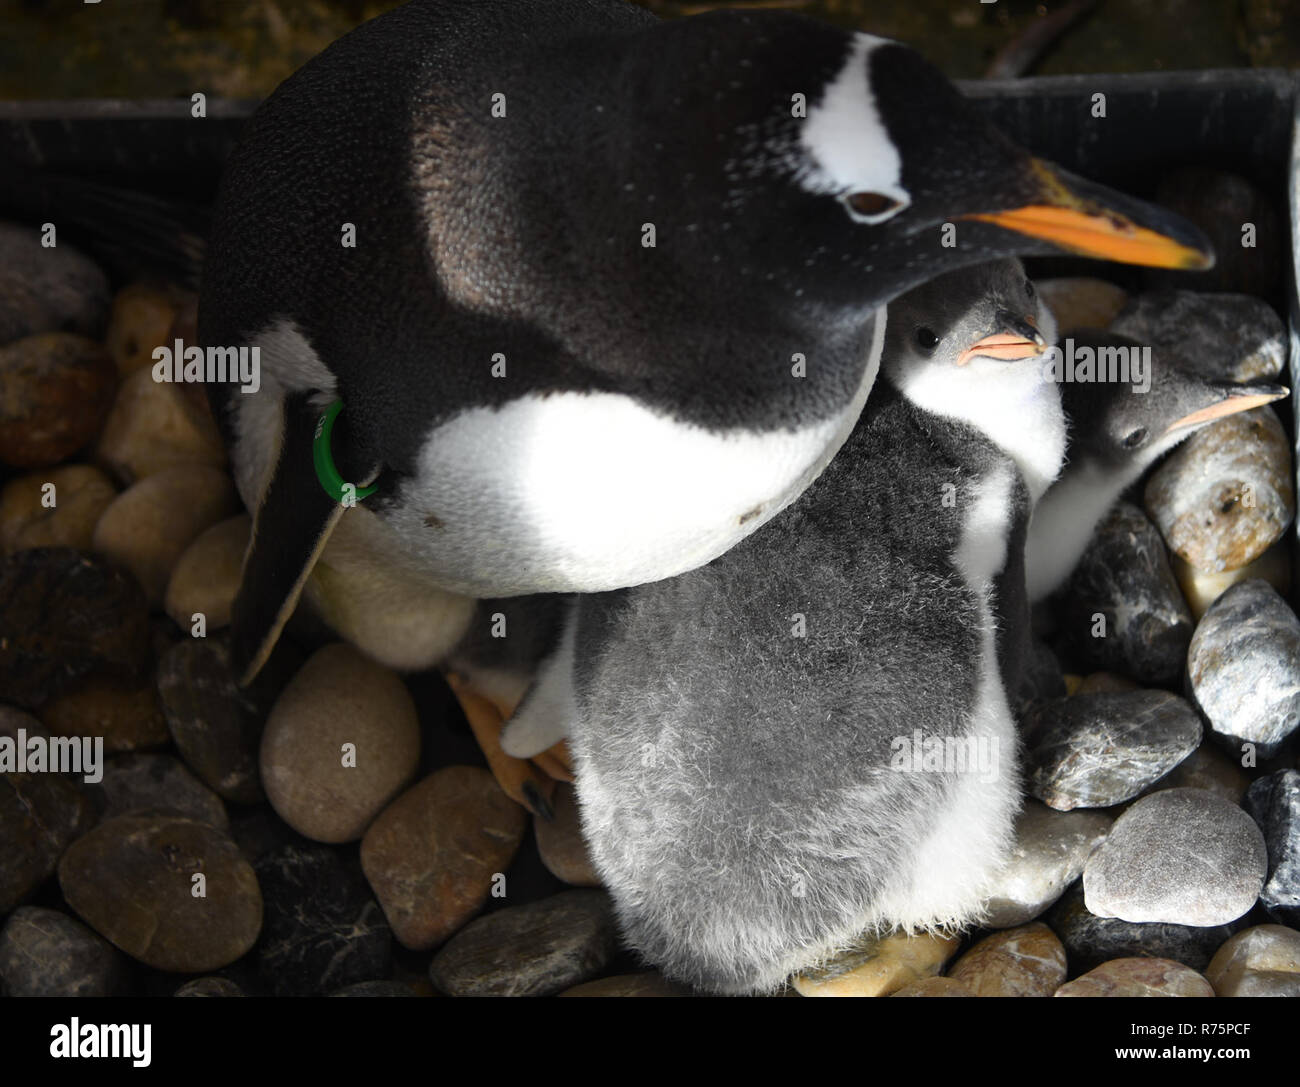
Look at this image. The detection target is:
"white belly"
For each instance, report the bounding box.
[384,312,886,596]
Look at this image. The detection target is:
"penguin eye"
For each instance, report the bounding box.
[1024,278,1036,298]
[915,327,939,351]
[1123,427,1147,448]
[842,191,907,223]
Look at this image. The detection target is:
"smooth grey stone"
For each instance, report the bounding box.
[1112,290,1286,383]
[1188,579,1300,759]
[1024,690,1201,810]
[0,223,111,344]
[1243,770,1300,927]
[174,976,247,997]
[1144,743,1251,804]
[1084,788,1267,926]
[1056,503,1193,685]
[254,844,392,997]
[429,889,617,998]
[1047,883,1239,973]
[0,906,123,997]
[983,802,1112,927]
[95,753,228,829]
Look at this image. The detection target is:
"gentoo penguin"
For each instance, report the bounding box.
[493,259,1065,993]
[1024,330,1288,602]
[199,0,1212,687]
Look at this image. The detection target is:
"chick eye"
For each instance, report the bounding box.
[1025,278,1036,298]
[1123,427,1147,448]
[916,327,939,351]
[842,191,907,222]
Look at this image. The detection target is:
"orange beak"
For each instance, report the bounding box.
[1165,384,1289,433]
[959,159,1214,271]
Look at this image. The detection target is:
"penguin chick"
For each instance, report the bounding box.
[200,0,1212,685]
[501,259,1064,994]
[1024,330,1288,603]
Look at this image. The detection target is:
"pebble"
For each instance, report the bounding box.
[0,752,96,913]
[1205,924,1300,997]
[0,223,111,343]
[1144,407,1294,574]
[1055,957,1215,997]
[946,922,1066,997]
[535,782,600,887]
[40,675,170,753]
[1024,691,1201,810]
[1187,579,1300,759]
[1055,503,1193,685]
[1146,743,1249,804]
[792,931,960,998]
[0,548,151,709]
[1048,883,1239,973]
[164,514,250,630]
[174,976,247,997]
[1035,277,1129,332]
[1084,788,1266,926]
[157,636,293,805]
[0,906,124,997]
[1112,289,1286,383]
[95,753,228,829]
[104,283,188,378]
[1243,770,1300,927]
[261,643,420,843]
[559,972,690,997]
[0,464,117,554]
[58,812,262,972]
[0,333,116,468]
[94,366,226,484]
[1142,170,1284,298]
[254,844,392,997]
[1172,542,1291,620]
[360,765,526,950]
[429,889,617,998]
[983,801,1112,927]
[92,465,238,607]
[328,980,418,997]
[888,976,975,997]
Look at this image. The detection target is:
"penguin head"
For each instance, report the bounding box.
[882,259,1058,421]
[1056,331,1290,472]
[617,16,1213,314]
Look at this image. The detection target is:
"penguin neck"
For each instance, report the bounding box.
[892,363,1066,505]
[1023,453,1147,602]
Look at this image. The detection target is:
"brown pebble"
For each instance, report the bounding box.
[535,782,600,887]
[58,812,261,972]
[1055,957,1214,997]
[0,333,115,468]
[40,675,170,753]
[104,283,187,378]
[792,931,960,997]
[947,922,1067,997]
[1205,924,1300,997]
[261,643,421,843]
[890,976,976,997]
[0,464,117,555]
[360,765,526,950]
[92,465,237,606]
[164,514,250,630]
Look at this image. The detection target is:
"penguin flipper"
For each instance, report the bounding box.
[230,394,374,686]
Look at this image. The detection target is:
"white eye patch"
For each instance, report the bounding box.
[798,33,911,223]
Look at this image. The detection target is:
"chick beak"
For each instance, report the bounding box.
[956,310,1047,367]
[1164,380,1290,433]
[959,158,1215,271]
